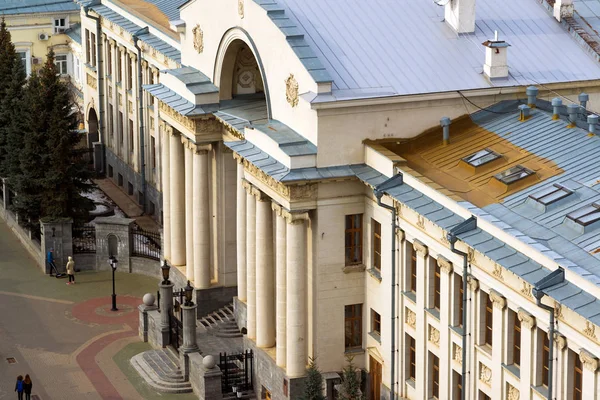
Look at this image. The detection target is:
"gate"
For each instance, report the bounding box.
[170,288,184,353]
[219,350,253,394]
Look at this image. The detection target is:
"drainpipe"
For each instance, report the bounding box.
[374,173,404,400]
[133,27,148,214]
[532,267,565,400]
[83,5,105,174]
[447,216,477,400]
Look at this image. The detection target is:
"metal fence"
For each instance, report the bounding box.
[131,224,161,260]
[72,223,96,253]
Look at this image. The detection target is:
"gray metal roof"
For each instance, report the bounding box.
[144,0,188,21]
[65,22,81,44]
[164,67,218,95]
[215,95,269,133]
[143,83,216,116]
[0,0,78,15]
[251,120,317,156]
[271,0,600,101]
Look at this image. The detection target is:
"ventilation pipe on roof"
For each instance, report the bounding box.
[579,93,589,120]
[567,104,580,128]
[519,105,531,122]
[440,117,451,145]
[588,114,599,135]
[526,86,538,108]
[554,0,574,22]
[552,98,563,120]
[482,31,510,80]
[444,0,476,33]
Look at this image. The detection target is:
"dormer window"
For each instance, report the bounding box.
[529,184,573,205]
[567,203,600,226]
[494,165,534,185]
[462,148,500,167]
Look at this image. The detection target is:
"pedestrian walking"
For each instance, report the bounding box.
[14,375,23,400]
[66,256,76,285]
[47,248,57,276]
[22,375,32,400]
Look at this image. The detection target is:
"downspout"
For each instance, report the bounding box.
[532,267,565,400]
[133,27,148,214]
[447,216,477,400]
[83,5,105,174]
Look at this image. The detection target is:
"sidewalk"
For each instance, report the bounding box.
[94,178,160,232]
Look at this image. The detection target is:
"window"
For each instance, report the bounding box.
[107,45,112,76]
[406,335,416,381]
[530,183,572,205]
[433,260,441,310]
[453,371,462,400]
[129,119,134,154]
[484,292,493,347]
[455,274,464,328]
[151,136,156,170]
[513,312,521,367]
[480,391,491,400]
[574,352,583,400]
[494,165,534,185]
[91,32,96,67]
[463,148,500,167]
[409,244,417,293]
[17,51,27,71]
[53,18,67,33]
[108,104,114,146]
[345,304,362,349]
[85,30,90,64]
[541,330,550,387]
[73,56,81,82]
[55,54,68,75]
[118,111,124,156]
[345,214,363,265]
[371,309,381,337]
[127,55,133,90]
[431,353,440,399]
[116,47,122,82]
[372,219,381,271]
[567,203,600,226]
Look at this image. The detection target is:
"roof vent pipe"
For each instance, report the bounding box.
[526,86,538,108]
[588,114,599,135]
[579,92,589,120]
[519,104,531,121]
[440,117,451,145]
[567,104,579,128]
[552,98,562,120]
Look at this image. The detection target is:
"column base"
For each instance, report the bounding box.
[159,326,170,348]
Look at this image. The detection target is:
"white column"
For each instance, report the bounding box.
[438,256,453,399]
[467,276,480,400]
[161,126,171,261]
[236,163,247,301]
[184,141,194,279]
[518,308,536,400]
[274,205,287,367]
[413,240,428,400]
[490,290,507,397]
[555,333,567,399]
[256,195,275,347]
[169,131,185,266]
[245,184,257,339]
[580,349,599,399]
[286,216,307,377]
[193,148,210,288]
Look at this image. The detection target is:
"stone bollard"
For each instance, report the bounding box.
[159,282,174,347]
[181,303,199,353]
[138,293,158,342]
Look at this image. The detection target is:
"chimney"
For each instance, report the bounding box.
[482,31,510,79]
[554,0,574,22]
[567,104,579,128]
[552,98,562,120]
[588,114,598,135]
[526,86,538,108]
[440,117,451,145]
[445,0,476,33]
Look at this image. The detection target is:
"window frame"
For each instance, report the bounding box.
[409,244,417,293]
[529,183,572,205]
[513,312,521,367]
[55,54,68,75]
[372,219,382,271]
[542,330,550,387]
[462,148,501,167]
[567,203,600,226]
[433,260,441,311]
[574,352,583,400]
[370,309,381,337]
[407,334,416,381]
[345,214,363,266]
[431,353,440,399]
[484,292,493,347]
[494,165,534,185]
[16,50,30,76]
[53,17,68,33]
[344,304,362,350]
[454,274,464,328]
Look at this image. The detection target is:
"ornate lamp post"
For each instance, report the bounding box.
[161,260,171,284]
[184,280,194,306]
[109,256,118,311]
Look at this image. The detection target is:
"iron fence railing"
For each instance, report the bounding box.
[131,224,161,260]
[72,223,96,253]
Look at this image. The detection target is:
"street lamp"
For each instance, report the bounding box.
[109,256,118,311]
[161,260,171,285]
[184,280,194,306]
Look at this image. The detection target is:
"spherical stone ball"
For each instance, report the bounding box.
[203,355,216,369]
[143,293,155,306]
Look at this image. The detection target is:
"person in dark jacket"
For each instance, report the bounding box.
[23,375,32,400]
[15,375,23,400]
[47,249,57,276]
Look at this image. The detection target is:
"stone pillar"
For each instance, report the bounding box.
[93,216,134,272]
[40,219,74,274]
[236,162,247,301]
[518,308,536,400]
[169,130,185,266]
[490,289,507,397]
[437,256,453,399]
[182,303,199,353]
[466,276,480,400]
[193,147,211,289]
[184,141,194,279]
[161,125,171,261]
[256,195,275,348]
[413,239,428,400]
[245,182,257,339]
[274,205,287,367]
[139,296,158,342]
[554,332,567,398]
[580,349,599,398]
[286,216,307,378]
[159,282,174,347]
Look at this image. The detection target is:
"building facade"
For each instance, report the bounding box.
[78,0,600,398]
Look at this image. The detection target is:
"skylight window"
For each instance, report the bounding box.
[567,203,600,226]
[494,165,534,185]
[529,184,573,205]
[462,148,501,167]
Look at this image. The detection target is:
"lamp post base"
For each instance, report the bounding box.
[111,294,118,311]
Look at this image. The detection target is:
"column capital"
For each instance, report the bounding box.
[272,201,285,216]
[141,59,148,69]
[396,228,405,242]
[517,308,536,329]
[118,44,126,52]
[489,289,506,310]
[151,67,159,77]
[554,332,567,351]
[285,211,309,225]
[193,143,212,154]
[580,348,600,372]
[413,239,428,256]
[109,39,116,48]
[467,275,479,292]
[437,255,453,274]
[129,51,137,61]
[242,179,253,194]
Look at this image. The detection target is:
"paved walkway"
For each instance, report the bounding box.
[0,217,179,400]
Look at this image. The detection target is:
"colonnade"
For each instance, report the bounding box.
[161,126,212,289]
[236,161,308,377]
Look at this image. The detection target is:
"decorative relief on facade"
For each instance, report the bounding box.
[467,275,479,292]
[467,248,475,264]
[238,0,244,18]
[285,74,299,107]
[507,384,520,400]
[86,73,97,89]
[417,215,425,229]
[453,344,462,365]
[584,321,597,340]
[441,232,450,246]
[405,308,416,328]
[492,264,504,280]
[554,332,567,350]
[489,289,507,309]
[437,256,453,274]
[192,25,204,54]
[517,308,536,329]
[119,26,124,37]
[554,301,563,320]
[158,101,196,132]
[520,281,533,298]
[429,325,440,346]
[128,100,133,114]
[580,349,600,372]
[479,363,492,386]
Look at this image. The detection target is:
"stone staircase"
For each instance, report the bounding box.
[222,391,257,399]
[199,302,236,330]
[130,348,193,394]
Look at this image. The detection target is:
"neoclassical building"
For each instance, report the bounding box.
[79,0,600,398]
